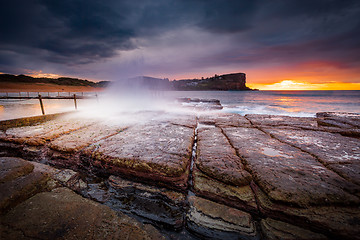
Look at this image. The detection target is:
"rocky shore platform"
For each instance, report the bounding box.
[1,106,359,239]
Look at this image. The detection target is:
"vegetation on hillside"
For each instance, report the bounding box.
[0,74,110,88]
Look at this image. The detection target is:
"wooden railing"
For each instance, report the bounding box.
[0,92,99,115]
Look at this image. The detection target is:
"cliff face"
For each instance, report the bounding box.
[172,73,250,91]
[214,73,247,90]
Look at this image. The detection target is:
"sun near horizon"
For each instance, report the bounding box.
[248,80,360,91]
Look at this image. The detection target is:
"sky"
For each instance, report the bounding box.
[1,0,360,90]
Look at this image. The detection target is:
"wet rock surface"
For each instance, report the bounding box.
[49,122,126,153]
[1,109,360,239]
[1,115,95,146]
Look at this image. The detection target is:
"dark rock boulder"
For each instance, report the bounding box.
[106,175,186,229]
[0,157,50,214]
[260,218,328,240]
[1,187,165,240]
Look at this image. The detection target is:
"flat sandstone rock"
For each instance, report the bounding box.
[245,114,317,129]
[316,112,360,128]
[196,126,251,186]
[192,168,258,213]
[199,113,252,128]
[49,122,126,152]
[84,122,194,190]
[253,183,360,240]
[264,128,360,186]
[186,195,258,240]
[2,117,95,145]
[222,127,359,207]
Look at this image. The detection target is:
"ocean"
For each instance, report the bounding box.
[0,90,359,120]
[165,90,360,117]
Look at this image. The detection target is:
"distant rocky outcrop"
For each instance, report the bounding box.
[172,73,251,91]
[127,72,252,91]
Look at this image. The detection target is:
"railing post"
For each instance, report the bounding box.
[38,94,45,115]
[73,94,77,110]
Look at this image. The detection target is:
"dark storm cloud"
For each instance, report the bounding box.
[1,0,360,75]
[253,0,360,44]
[0,0,135,64]
[187,0,360,69]
[0,0,259,71]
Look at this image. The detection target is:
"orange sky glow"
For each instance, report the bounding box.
[245,61,360,90]
[247,80,360,91]
[15,60,360,91]
[27,70,62,79]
